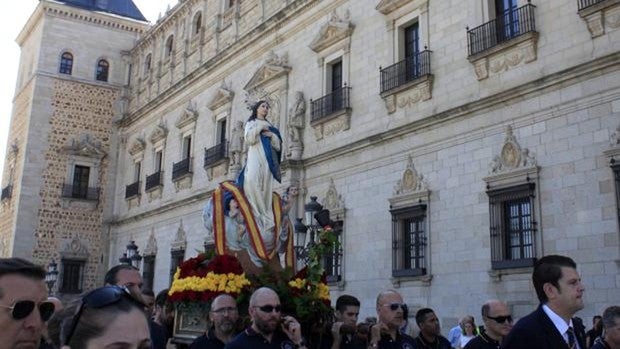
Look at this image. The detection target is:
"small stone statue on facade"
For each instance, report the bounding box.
[229,120,245,171]
[287,91,305,160]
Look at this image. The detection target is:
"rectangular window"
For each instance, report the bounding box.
[133,161,141,183]
[404,22,420,79]
[60,259,84,294]
[611,163,620,233]
[142,255,155,292]
[182,135,192,159]
[495,0,520,41]
[217,119,227,145]
[72,165,90,199]
[391,205,427,277]
[323,220,343,284]
[487,183,537,269]
[170,250,185,286]
[154,151,163,172]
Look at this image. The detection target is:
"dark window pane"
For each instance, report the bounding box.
[60,52,73,75]
[60,259,83,294]
[72,165,90,199]
[96,59,109,82]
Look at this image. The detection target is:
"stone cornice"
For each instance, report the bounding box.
[134,0,203,51]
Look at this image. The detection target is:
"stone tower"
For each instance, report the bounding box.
[0,0,148,293]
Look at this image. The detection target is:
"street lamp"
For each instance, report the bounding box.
[293,196,332,264]
[119,241,142,268]
[45,260,59,295]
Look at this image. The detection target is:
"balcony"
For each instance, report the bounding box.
[380,50,432,94]
[1,185,12,201]
[577,0,620,38]
[61,184,99,201]
[172,157,192,181]
[204,142,228,169]
[467,3,536,57]
[310,86,352,123]
[145,171,163,192]
[125,181,141,199]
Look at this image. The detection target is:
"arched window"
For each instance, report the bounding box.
[59,52,73,75]
[144,54,152,75]
[165,35,174,58]
[96,59,109,82]
[193,12,202,35]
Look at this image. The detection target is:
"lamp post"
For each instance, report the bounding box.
[293,196,332,265]
[45,260,59,295]
[119,240,142,268]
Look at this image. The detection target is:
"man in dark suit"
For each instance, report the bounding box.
[502,255,586,349]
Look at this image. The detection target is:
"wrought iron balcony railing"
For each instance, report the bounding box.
[125,181,141,199]
[1,185,12,200]
[310,86,352,122]
[172,157,193,180]
[380,50,432,94]
[578,0,607,10]
[61,184,99,200]
[145,171,163,191]
[467,2,536,56]
[204,142,228,168]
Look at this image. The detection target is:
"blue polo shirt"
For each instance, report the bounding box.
[224,327,297,349]
[189,328,226,349]
[377,332,416,349]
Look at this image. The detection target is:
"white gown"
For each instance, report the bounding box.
[242,118,281,254]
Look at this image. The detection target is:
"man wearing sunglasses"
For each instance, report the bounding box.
[225,287,307,349]
[463,300,512,349]
[502,255,587,349]
[369,290,417,348]
[0,258,55,349]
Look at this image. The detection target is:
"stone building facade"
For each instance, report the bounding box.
[2,0,620,328]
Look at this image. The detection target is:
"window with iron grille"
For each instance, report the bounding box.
[487,183,537,270]
[142,255,155,292]
[323,220,343,284]
[170,250,185,286]
[60,259,84,294]
[72,165,90,199]
[391,204,427,277]
[612,162,620,232]
[59,52,73,75]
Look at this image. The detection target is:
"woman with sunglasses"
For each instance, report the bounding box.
[61,285,151,349]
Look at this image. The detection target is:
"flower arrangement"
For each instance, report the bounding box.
[168,254,251,303]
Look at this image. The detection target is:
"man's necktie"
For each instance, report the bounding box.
[566,327,576,349]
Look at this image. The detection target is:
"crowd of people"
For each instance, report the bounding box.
[1,254,619,349]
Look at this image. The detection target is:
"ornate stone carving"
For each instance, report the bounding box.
[174,175,193,192]
[208,81,234,111]
[375,0,417,15]
[322,178,345,212]
[607,5,620,28]
[611,123,620,146]
[229,120,245,172]
[396,78,432,108]
[128,138,146,156]
[63,134,106,159]
[175,100,198,129]
[171,220,187,251]
[149,122,168,144]
[312,111,351,140]
[60,236,89,260]
[309,10,355,53]
[143,229,158,256]
[244,51,291,92]
[585,11,605,37]
[394,155,427,195]
[468,32,538,81]
[488,125,537,175]
[287,91,306,160]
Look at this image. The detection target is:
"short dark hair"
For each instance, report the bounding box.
[532,255,577,303]
[0,258,46,298]
[415,308,435,326]
[335,295,360,312]
[601,306,620,329]
[155,289,169,307]
[104,265,138,286]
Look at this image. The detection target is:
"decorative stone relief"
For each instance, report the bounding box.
[578,1,620,38]
[309,10,355,53]
[322,178,345,214]
[393,155,428,195]
[147,186,163,202]
[207,81,234,112]
[59,235,89,260]
[128,138,146,156]
[287,91,306,160]
[244,51,291,92]
[603,122,620,162]
[174,175,192,192]
[375,0,419,15]
[63,134,106,159]
[608,5,620,28]
[175,100,198,130]
[382,76,433,114]
[171,220,187,251]
[468,32,538,81]
[488,125,537,175]
[229,120,245,171]
[312,112,351,141]
[143,229,158,256]
[149,122,168,144]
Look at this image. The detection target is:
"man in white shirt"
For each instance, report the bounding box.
[502,255,586,349]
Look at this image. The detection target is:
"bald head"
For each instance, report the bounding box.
[250,287,280,307]
[376,289,401,307]
[481,299,513,340]
[211,294,236,311]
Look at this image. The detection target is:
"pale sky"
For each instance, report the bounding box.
[0,0,178,180]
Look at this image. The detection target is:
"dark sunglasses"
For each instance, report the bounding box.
[486,315,513,324]
[255,304,282,313]
[64,286,137,345]
[0,300,55,321]
[383,303,407,311]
